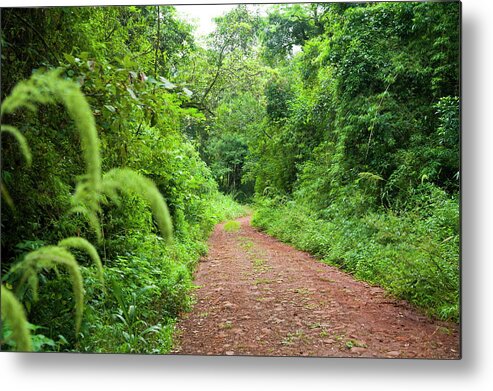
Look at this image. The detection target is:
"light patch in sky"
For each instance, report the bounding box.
[175,4,237,39]
[175,3,270,43]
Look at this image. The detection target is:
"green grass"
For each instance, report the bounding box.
[281,330,306,346]
[254,278,274,285]
[223,220,241,232]
[209,193,248,222]
[238,237,254,250]
[252,198,459,322]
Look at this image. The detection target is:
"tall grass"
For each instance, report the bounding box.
[252,198,459,322]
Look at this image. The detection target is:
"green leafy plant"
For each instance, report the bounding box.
[1,286,32,351]
[0,125,32,208]
[223,220,241,232]
[58,237,104,284]
[11,246,85,333]
[1,70,173,350]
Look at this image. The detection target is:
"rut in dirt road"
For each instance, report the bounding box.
[174,216,460,358]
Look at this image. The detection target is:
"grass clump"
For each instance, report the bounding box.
[223,220,241,232]
[252,192,459,322]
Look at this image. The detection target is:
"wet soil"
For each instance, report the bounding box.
[174,216,460,359]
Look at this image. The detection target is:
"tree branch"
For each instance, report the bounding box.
[154,5,161,79]
[200,44,228,105]
[181,101,215,116]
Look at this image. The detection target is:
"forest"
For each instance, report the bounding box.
[0,2,459,354]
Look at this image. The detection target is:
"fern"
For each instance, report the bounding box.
[1,69,174,350]
[357,171,384,183]
[0,183,15,209]
[1,70,102,236]
[58,237,104,284]
[13,246,84,334]
[1,69,173,242]
[1,125,32,165]
[102,168,173,241]
[1,124,33,209]
[1,286,33,351]
[1,69,100,185]
[7,239,104,341]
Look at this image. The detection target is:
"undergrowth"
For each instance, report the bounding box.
[252,192,459,322]
[223,221,241,232]
[0,70,246,353]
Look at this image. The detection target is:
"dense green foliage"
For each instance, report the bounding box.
[253,191,459,320]
[249,2,460,320]
[190,2,459,320]
[1,2,460,352]
[1,6,245,352]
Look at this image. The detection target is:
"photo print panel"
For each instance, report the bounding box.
[1,1,460,358]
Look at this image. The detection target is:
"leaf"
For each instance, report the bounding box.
[1,286,32,351]
[102,168,173,242]
[182,87,193,97]
[58,237,104,286]
[63,53,75,64]
[16,246,85,334]
[126,87,138,101]
[357,172,384,183]
[158,76,176,89]
[1,125,32,165]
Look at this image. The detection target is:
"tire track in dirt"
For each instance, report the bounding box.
[173,216,460,358]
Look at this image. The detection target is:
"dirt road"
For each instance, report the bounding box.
[174,216,460,358]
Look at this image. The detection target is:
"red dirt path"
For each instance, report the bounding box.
[174,216,460,359]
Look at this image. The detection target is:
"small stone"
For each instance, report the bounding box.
[225,351,235,356]
[386,351,400,357]
[351,347,367,354]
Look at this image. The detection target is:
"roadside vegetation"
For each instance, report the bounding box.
[1,2,459,352]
